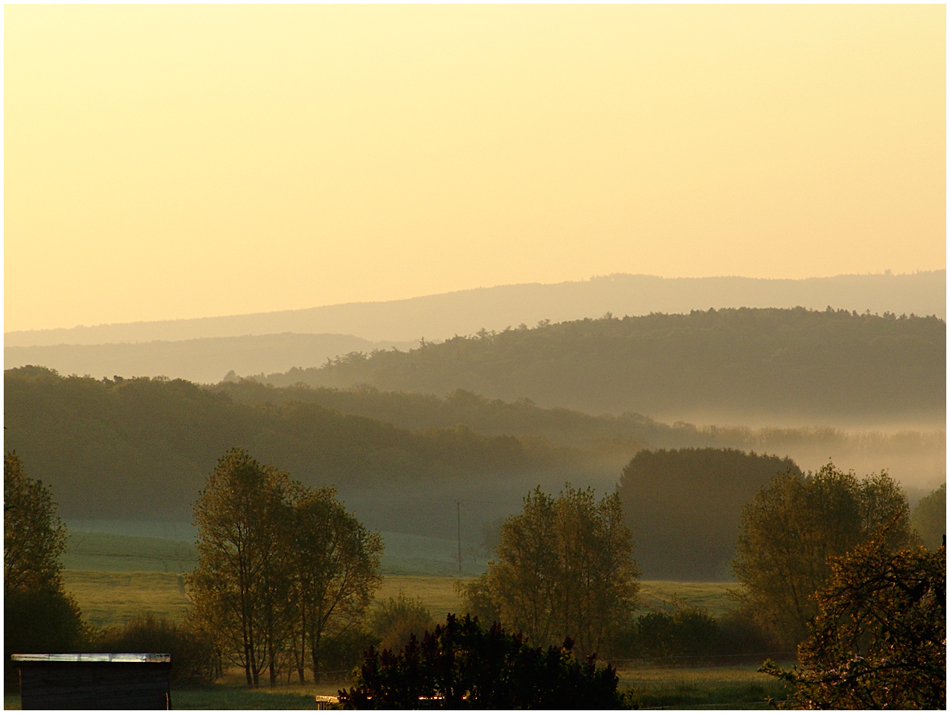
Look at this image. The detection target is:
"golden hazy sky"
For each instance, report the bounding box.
[5,5,946,332]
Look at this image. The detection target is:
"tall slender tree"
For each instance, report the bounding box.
[188,448,293,687]
[290,487,382,683]
[188,449,382,686]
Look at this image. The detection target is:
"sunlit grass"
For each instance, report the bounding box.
[62,570,191,628]
[636,580,740,617]
[618,664,791,709]
[63,567,740,632]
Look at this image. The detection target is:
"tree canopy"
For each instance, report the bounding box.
[4,453,87,684]
[187,448,382,687]
[762,539,945,709]
[4,452,68,595]
[462,485,638,657]
[732,463,916,649]
[250,308,945,424]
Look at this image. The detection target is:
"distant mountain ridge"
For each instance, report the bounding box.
[5,333,416,385]
[7,271,944,347]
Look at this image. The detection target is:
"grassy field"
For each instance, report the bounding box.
[50,526,763,709]
[63,570,192,628]
[618,664,790,709]
[63,568,739,632]
[63,527,486,577]
[65,532,199,573]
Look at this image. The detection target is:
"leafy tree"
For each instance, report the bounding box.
[732,463,916,649]
[188,448,295,687]
[4,452,87,685]
[911,482,946,550]
[289,486,382,683]
[461,485,638,657]
[188,449,382,687]
[4,451,68,595]
[762,539,945,709]
[337,614,622,709]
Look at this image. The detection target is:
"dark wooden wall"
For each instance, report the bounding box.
[17,662,171,710]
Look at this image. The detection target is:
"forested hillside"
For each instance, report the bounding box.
[212,380,945,494]
[3,367,598,535]
[251,308,945,425]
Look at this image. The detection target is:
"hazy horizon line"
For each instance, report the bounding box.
[5,268,943,336]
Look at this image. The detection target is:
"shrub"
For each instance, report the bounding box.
[94,614,216,686]
[338,614,621,709]
[368,592,435,653]
[635,602,719,663]
[4,587,89,688]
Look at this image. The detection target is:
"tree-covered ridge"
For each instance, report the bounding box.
[3,367,586,522]
[252,308,945,423]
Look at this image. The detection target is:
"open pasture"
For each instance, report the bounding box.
[62,570,192,628]
[65,531,199,573]
[63,527,484,577]
[618,663,790,709]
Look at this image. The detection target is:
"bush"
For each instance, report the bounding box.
[94,614,216,687]
[4,587,89,688]
[634,603,719,663]
[338,614,622,709]
[368,592,435,654]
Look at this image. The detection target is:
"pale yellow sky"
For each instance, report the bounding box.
[5,5,946,333]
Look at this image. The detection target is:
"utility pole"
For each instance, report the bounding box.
[455,499,462,574]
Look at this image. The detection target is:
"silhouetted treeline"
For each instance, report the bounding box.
[252,308,945,425]
[3,367,588,522]
[618,449,802,580]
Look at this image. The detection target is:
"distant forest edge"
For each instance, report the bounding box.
[247,308,945,426]
[6,270,944,347]
[5,367,944,538]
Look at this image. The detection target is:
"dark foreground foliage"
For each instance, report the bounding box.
[762,541,945,709]
[338,614,621,709]
[4,452,89,688]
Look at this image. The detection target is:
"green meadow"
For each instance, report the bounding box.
[45,528,774,709]
[62,529,741,629]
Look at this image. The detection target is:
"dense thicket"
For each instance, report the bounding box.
[617,449,800,580]
[4,367,586,521]
[251,308,945,424]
